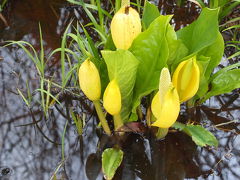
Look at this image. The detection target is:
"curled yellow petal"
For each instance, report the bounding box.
[103,79,122,115]
[152,87,180,128]
[172,60,188,90]
[172,56,200,102]
[78,59,101,101]
[110,6,141,49]
[151,91,161,119]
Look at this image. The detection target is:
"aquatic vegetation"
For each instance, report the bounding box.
[5,0,240,179]
[68,0,239,149]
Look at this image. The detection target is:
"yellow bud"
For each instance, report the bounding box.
[152,87,180,128]
[172,57,200,102]
[103,80,121,115]
[110,6,141,50]
[78,59,101,101]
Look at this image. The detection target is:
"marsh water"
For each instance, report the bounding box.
[0,0,239,179]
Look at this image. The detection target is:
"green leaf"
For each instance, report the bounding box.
[104,34,116,51]
[199,32,225,79]
[130,15,172,112]
[204,69,240,100]
[194,32,224,100]
[70,109,83,135]
[195,55,210,98]
[142,1,160,30]
[184,125,218,147]
[219,1,240,20]
[102,148,123,180]
[17,88,30,107]
[172,122,218,147]
[99,60,110,97]
[101,50,139,122]
[227,51,240,60]
[166,24,189,67]
[177,8,219,54]
[222,24,240,31]
[210,62,240,81]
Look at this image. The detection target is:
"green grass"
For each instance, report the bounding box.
[221,17,240,60]
[0,0,8,12]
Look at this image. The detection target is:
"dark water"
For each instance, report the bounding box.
[0,0,239,180]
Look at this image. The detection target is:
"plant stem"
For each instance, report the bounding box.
[121,0,130,7]
[61,120,68,161]
[146,107,152,127]
[156,128,168,139]
[113,113,123,131]
[93,100,111,135]
[137,105,143,121]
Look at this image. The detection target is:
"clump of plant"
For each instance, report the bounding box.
[6,0,240,179]
[75,0,240,176]
[78,0,240,144]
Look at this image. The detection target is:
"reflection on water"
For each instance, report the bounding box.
[0,0,239,179]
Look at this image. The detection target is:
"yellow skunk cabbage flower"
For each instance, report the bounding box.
[78,59,101,101]
[151,68,180,128]
[172,56,200,102]
[110,6,141,49]
[103,79,122,115]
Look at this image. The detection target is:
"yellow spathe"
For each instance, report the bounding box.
[78,59,101,101]
[110,6,141,50]
[172,56,200,102]
[152,87,180,128]
[151,91,161,119]
[103,79,122,115]
[151,68,180,128]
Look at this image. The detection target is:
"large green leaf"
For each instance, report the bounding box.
[99,60,110,96]
[130,15,172,111]
[142,0,160,30]
[101,50,139,122]
[166,24,189,67]
[194,32,224,99]
[102,148,123,180]
[204,69,240,100]
[199,32,224,79]
[177,8,219,54]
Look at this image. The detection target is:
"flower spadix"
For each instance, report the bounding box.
[110,6,141,50]
[151,68,180,128]
[78,59,101,101]
[172,56,200,102]
[103,79,121,115]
